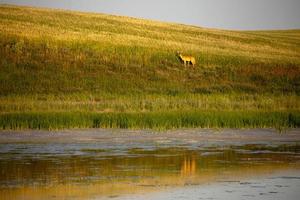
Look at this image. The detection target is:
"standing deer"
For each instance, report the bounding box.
[177,51,196,67]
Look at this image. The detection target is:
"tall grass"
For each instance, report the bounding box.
[0,5,299,130]
[0,111,299,130]
[0,93,299,113]
[0,5,299,96]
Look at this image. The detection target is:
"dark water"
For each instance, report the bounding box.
[0,130,299,200]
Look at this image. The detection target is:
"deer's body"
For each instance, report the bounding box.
[177,53,196,67]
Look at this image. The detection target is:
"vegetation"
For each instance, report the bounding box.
[1,111,299,130]
[0,4,299,129]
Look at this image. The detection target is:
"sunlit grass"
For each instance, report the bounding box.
[1,111,299,130]
[0,94,299,113]
[0,4,299,129]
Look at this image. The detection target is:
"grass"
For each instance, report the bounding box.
[0,4,299,130]
[1,111,299,130]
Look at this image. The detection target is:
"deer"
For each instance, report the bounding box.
[177,51,196,67]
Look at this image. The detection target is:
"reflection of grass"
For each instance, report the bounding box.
[1,111,299,130]
[236,144,300,152]
[0,5,300,129]
[81,148,109,153]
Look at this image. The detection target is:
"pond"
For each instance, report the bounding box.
[0,129,299,200]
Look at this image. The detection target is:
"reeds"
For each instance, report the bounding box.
[0,111,299,130]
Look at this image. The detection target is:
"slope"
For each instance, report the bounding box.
[0,5,299,129]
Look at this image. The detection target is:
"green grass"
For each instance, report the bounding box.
[0,4,299,130]
[1,111,299,130]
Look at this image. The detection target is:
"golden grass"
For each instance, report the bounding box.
[0,4,299,129]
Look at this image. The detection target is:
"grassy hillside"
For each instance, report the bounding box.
[0,5,300,129]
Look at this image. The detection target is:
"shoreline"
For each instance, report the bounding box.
[0,128,299,144]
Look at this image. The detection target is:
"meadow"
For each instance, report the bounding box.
[0,5,299,129]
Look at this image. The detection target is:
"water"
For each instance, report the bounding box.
[0,129,299,200]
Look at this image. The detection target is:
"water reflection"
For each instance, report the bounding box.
[0,143,299,199]
[181,156,196,177]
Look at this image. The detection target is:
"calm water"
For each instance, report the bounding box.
[0,129,299,200]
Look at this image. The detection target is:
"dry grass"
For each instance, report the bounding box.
[0,4,299,129]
